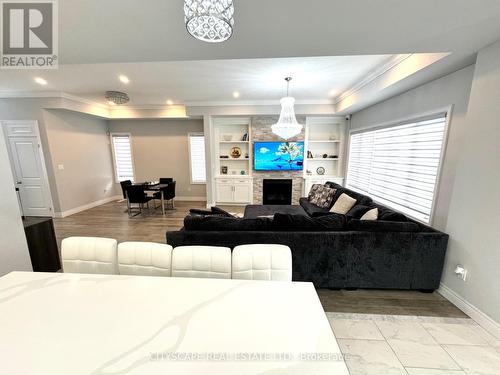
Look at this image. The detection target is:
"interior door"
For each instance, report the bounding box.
[3,121,53,217]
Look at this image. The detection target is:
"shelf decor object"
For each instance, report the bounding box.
[230,146,242,158]
[316,167,325,175]
[271,77,303,140]
[184,0,235,43]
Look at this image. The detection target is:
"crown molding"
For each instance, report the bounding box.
[0,91,334,109]
[0,90,109,109]
[184,99,334,107]
[334,54,412,104]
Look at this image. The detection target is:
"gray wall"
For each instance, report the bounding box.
[108,119,206,198]
[350,65,475,230]
[0,127,32,276]
[350,47,500,324]
[0,99,117,214]
[443,41,500,323]
[43,110,117,212]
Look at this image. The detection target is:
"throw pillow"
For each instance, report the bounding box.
[360,208,378,221]
[309,185,337,209]
[307,184,323,200]
[330,193,357,214]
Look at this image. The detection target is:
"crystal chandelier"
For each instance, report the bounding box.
[271,77,303,140]
[105,91,129,105]
[184,0,235,43]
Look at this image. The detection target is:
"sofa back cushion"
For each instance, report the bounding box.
[346,204,372,219]
[273,213,346,231]
[184,215,272,231]
[347,219,419,232]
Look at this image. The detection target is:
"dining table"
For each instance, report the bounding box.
[0,271,350,375]
[134,181,169,215]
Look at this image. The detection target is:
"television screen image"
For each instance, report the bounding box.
[254,141,304,171]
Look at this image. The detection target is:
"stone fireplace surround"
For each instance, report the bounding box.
[251,116,305,205]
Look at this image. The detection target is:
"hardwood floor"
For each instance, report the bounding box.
[53,199,467,318]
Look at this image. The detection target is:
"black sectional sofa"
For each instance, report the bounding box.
[166,182,448,291]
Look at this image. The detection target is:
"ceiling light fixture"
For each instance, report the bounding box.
[105,91,130,105]
[184,0,234,43]
[166,99,174,105]
[119,75,130,84]
[271,77,303,140]
[233,91,240,98]
[34,77,47,85]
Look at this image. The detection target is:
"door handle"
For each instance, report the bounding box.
[17,181,22,184]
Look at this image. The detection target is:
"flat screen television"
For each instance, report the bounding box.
[254,141,304,171]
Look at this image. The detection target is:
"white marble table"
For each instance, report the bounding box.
[0,272,349,375]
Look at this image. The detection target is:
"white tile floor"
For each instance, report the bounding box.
[328,313,500,375]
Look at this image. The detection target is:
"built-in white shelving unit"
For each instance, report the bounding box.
[212,117,253,205]
[214,118,252,177]
[303,117,346,194]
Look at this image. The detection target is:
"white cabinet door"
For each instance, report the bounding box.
[233,184,251,203]
[216,184,234,203]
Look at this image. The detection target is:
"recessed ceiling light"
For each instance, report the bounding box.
[166,100,174,105]
[119,75,130,84]
[233,91,240,98]
[34,77,47,85]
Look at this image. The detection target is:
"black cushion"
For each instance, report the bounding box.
[378,209,408,222]
[211,206,235,218]
[299,197,329,217]
[347,219,419,232]
[189,208,215,216]
[346,205,372,219]
[273,213,346,231]
[244,204,307,218]
[184,215,272,231]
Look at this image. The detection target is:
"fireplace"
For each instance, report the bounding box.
[263,179,293,205]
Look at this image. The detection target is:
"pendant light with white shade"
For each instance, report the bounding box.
[271,77,303,140]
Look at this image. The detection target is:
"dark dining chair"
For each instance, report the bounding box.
[154,181,176,209]
[119,180,132,199]
[159,178,173,184]
[125,185,153,217]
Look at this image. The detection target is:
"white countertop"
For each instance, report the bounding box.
[0,272,349,375]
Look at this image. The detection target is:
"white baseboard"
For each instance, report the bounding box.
[175,196,207,202]
[55,195,122,218]
[438,283,500,339]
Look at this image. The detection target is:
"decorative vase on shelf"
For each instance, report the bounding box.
[230,147,242,158]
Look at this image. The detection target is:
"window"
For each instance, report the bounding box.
[188,133,206,184]
[110,133,135,182]
[346,114,448,224]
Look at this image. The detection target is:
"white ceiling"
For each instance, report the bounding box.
[57,0,500,64]
[0,55,394,106]
[2,0,500,109]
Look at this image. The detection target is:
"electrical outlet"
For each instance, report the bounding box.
[454,265,468,281]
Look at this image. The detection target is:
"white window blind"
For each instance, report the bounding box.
[346,115,447,224]
[189,134,206,184]
[111,134,135,182]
